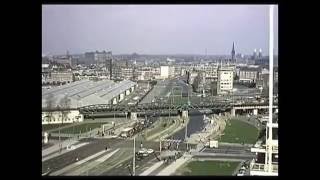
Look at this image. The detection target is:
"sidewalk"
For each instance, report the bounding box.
[42,139,78,157]
[42,142,89,162]
[140,161,164,176]
[157,154,192,176]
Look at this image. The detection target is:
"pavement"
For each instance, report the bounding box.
[42,142,90,162]
[64,148,120,175]
[139,161,164,176]
[42,139,79,157]
[42,138,121,174]
[50,149,108,175]
[157,153,192,176]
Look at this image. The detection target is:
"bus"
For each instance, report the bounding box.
[120,127,134,138]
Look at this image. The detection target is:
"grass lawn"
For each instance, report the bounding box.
[179,161,240,176]
[42,123,70,132]
[51,122,108,134]
[219,119,259,144]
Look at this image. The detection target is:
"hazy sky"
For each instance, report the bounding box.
[42,5,278,55]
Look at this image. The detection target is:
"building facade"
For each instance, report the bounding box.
[239,67,259,83]
[84,51,112,65]
[42,110,84,125]
[217,66,234,95]
[122,67,134,80]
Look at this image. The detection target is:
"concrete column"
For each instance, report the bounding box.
[43,132,48,144]
[126,89,130,95]
[119,93,125,101]
[231,108,236,116]
[131,112,137,120]
[253,109,258,115]
[113,98,117,105]
[182,110,188,119]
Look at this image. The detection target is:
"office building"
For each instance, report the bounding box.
[217,65,234,95]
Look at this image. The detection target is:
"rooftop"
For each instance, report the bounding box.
[42,79,136,109]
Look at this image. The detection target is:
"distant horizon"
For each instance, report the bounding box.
[42,5,278,56]
[43,52,277,57]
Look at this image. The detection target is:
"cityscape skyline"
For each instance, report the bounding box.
[42,5,278,56]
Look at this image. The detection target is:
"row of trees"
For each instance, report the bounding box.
[45,94,71,124]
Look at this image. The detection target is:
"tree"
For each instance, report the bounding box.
[46,93,55,123]
[210,82,218,96]
[192,74,201,92]
[59,95,71,125]
[262,86,268,96]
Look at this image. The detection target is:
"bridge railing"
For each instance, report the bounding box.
[43,101,278,113]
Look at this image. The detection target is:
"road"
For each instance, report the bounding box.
[42,138,121,174]
[44,136,194,175]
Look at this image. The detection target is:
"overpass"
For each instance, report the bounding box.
[43,102,278,119]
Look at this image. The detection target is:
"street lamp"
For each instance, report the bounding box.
[133,136,136,176]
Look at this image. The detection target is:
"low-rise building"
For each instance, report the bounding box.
[43,71,73,85]
[42,110,84,124]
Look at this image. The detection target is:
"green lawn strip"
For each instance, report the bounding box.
[42,123,70,131]
[219,119,259,144]
[178,160,239,176]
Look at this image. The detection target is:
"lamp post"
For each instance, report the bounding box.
[133,136,135,176]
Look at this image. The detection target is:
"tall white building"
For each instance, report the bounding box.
[217,65,234,95]
[160,66,169,79]
[160,66,174,79]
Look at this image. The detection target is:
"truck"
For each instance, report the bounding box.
[206,140,218,148]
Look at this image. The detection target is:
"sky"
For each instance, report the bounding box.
[42,5,278,56]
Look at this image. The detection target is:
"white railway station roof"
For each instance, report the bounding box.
[42,79,137,109]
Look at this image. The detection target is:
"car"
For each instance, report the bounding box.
[147,149,154,154]
[139,148,148,154]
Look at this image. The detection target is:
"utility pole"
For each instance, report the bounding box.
[267,5,274,173]
[133,136,135,176]
[185,118,188,151]
[159,137,162,161]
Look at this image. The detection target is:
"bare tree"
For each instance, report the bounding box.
[46,93,55,123]
[59,95,71,125]
[57,96,71,150]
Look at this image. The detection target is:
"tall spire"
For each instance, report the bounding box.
[231,42,235,62]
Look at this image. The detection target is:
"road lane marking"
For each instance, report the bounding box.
[50,149,109,175]
[140,161,164,176]
[96,148,120,162]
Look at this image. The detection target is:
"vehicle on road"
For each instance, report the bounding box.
[138,148,149,156]
[205,140,219,148]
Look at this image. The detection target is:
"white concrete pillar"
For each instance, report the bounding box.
[182,110,188,119]
[131,112,137,120]
[119,93,124,101]
[43,132,48,144]
[231,108,236,117]
[126,89,130,95]
[253,109,258,115]
[113,98,117,105]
